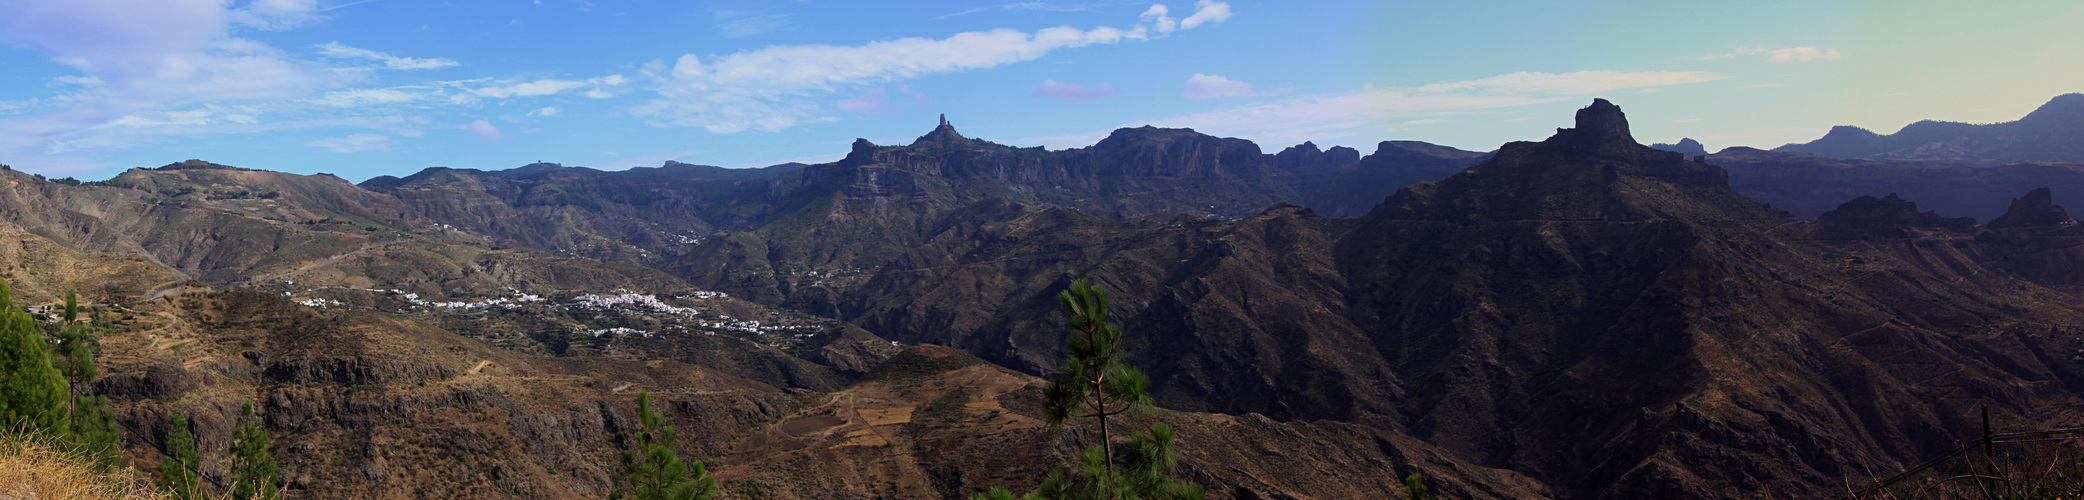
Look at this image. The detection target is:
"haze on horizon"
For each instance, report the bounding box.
[0,0,2078,181]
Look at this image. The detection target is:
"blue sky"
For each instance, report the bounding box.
[0,0,2079,181]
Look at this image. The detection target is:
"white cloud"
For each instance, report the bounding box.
[1182,73,1259,100]
[0,0,359,170]
[530,106,560,117]
[316,87,433,107]
[1699,46,1843,63]
[307,132,395,152]
[1034,81,1121,102]
[633,1,1232,133]
[1030,70,1726,147]
[316,42,459,70]
[466,119,510,140]
[472,75,627,99]
[1179,0,1233,29]
[1766,47,1841,63]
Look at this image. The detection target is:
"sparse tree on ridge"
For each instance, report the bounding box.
[52,291,119,470]
[230,401,281,500]
[978,279,1202,500]
[617,391,716,500]
[159,410,202,500]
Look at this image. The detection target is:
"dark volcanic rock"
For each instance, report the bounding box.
[1273,141,1362,173]
[1815,193,1976,237]
[1987,187,2075,229]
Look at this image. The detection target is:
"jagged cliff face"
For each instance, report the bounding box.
[651,120,1478,306]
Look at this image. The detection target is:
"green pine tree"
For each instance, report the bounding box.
[230,402,281,500]
[1404,473,1430,500]
[73,394,120,472]
[0,278,70,438]
[981,280,1202,500]
[52,291,118,469]
[52,292,98,384]
[159,410,202,500]
[619,391,715,500]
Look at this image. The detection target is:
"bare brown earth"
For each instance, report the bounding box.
[91,292,1542,499]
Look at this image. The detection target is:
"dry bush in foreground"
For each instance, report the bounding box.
[0,432,165,500]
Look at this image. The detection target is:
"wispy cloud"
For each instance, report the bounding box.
[633,1,1234,133]
[307,132,396,152]
[714,10,789,38]
[1034,80,1121,102]
[1182,73,1262,100]
[472,75,628,99]
[1699,46,1843,63]
[316,42,459,70]
[836,89,903,114]
[937,2,1092,20]
[466,119,510,140]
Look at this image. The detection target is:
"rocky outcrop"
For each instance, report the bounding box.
[1815,193,1976,238]
[1272,141,1362,173]
[1988,187,2075,229]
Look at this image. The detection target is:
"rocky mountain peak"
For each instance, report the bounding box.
[844,138,881,164]
[909,114,968,147]
[1545,98,1640,156]
[1578,98,1631,138]
[1988,187,2076,229]
[1274,141,1361,172]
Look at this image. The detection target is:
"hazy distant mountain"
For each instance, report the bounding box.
[1708,146,2084,220]
[1650,137,1708,155]
[1775,93,2084,164]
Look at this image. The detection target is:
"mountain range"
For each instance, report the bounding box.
[11,94,2084,498]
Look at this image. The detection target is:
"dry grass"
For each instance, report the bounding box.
[1851,439,2084,500]
[0,432,166,500]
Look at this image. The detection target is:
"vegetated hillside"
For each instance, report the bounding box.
[835,99,2084,497]
[1774,93,2084,164]
[1710,146,2084,220]
[89,290,1542,499]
